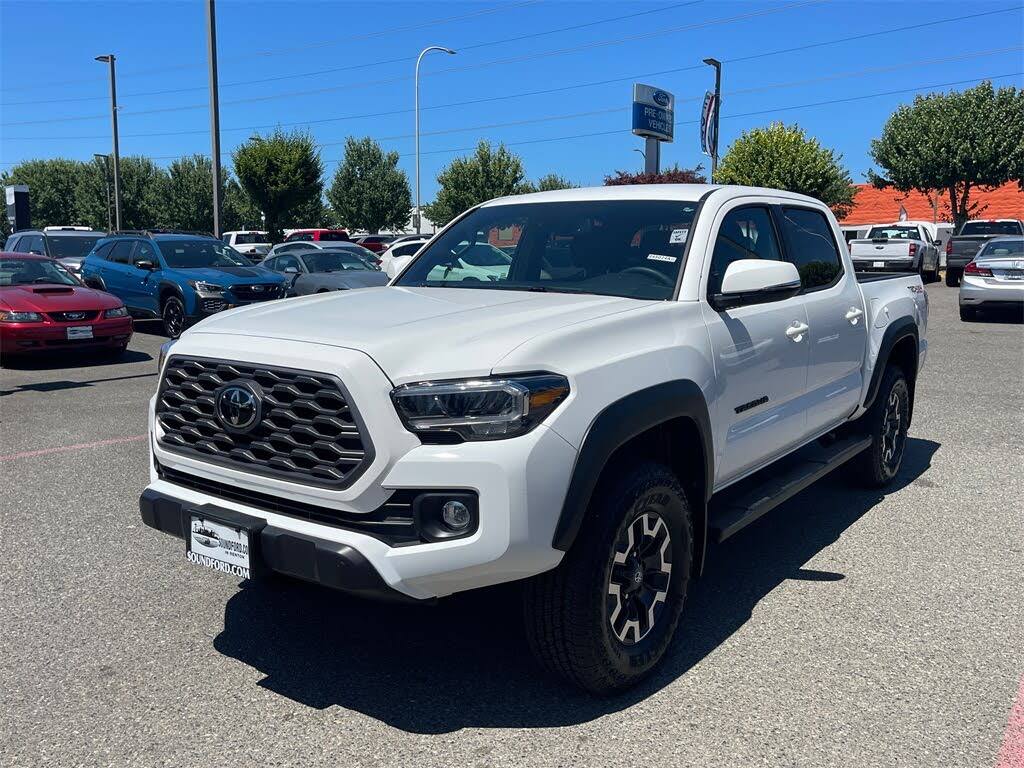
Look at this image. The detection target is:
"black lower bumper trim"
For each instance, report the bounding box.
[139,488,425,603]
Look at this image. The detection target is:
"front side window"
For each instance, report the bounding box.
[780,207,843,290]
[23,235,46,254]
[708,206,782,295]
[156,239,250,269]
[396,200,698,300]
[134,241,159,267]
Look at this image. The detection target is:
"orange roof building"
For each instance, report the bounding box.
[840,182,1024,226]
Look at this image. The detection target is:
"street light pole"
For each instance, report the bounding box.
[207,0,223,238]
[415,45,456,234]
[703,57,722,182]
[93,153,112,232]
[95,54,121,230]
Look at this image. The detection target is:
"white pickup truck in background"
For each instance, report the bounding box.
[849,222,941,281]
[141,185,928,694]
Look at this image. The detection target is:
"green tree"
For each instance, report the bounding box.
[4,159,85,228]
[423,141,532,227]
[869,81,1023,228]
[716,123,856,218]
[166,154,217,232]
[232,129,324,241]
[533,173,578,192]
[223,177,263,232]
[115,156,171,229]
[327,137,412,233]
[73,157,115,231]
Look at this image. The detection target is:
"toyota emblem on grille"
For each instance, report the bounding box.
[216,385,260,431]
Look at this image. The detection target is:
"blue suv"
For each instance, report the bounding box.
[81,232,287,338]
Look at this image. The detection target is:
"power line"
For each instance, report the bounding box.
[0,1,540,93]
[1,1,703,106]
[0,0,824,126]
[6,71,1015,166]
[5,45,1019,143]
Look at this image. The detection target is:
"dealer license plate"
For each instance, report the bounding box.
[66,325,93,339]
[873,261,885,268]
[187,514,252,579]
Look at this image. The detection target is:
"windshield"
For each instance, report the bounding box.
[961,221,1023,236]
[234,232,268,244]
[395,200,698,300]
[867,226,921,240]
[304,251,374,272]
[46,235,101,259]
[0,257,80,286]
[157,240,251,269]
[980,238,1024,257]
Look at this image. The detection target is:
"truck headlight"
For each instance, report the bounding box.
[392,374,569,442]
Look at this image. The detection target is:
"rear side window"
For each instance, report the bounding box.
[92,242,115,259]
[6,235,22,251]
[708,206,782,296]
[108,240,135,264]
[780,207,843,291]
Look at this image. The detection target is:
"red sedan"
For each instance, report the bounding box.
[0,252,133,357]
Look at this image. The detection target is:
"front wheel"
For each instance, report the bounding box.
[850,364,909,488]
[523,462,693,694]
[161,296,187,339]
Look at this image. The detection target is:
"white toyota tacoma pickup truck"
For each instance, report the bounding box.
[141,185,928,693]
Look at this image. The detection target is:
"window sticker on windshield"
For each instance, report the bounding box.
[669,228,688,244]
[648,253,677,263]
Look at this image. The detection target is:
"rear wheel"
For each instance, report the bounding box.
[161,296,187,339]
[523,462,693,694]
[945,269,959,287]
[959,305,978,322]
[850,364,909,488]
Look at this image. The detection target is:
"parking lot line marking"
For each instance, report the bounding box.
[0,434,146,461]
[996,674,1024,768]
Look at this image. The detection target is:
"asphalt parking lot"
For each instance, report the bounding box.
[2,284,1022,768]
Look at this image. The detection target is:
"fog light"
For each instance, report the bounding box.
[441,500,471,530]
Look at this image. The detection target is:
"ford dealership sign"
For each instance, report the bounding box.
[632,83,674,143]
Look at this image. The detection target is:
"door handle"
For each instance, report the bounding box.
[785,321,810,342]
[845,306,864,325]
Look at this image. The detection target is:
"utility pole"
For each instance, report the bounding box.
[415,46,456,234]
[703,58,722,181]
[207,0,223,238]
[95,55,121,230]
[93,153,112,232]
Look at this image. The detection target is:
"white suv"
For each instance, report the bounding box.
[142,185,928,693]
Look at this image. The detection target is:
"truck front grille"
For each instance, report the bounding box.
[156,357,372,489]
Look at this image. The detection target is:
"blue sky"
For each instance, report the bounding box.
[1,0,1021,201]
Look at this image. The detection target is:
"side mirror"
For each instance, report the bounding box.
[933,239,942,247]
[712,259,802,310]
[284,266,299,274]
[134,259,157,271]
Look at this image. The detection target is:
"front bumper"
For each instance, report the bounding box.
[0,316,133,354]
[145,334,577,600]
[959,275,1024,306]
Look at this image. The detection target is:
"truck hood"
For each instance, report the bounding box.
[188,286,646,383]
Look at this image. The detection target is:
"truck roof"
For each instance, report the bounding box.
[481,184,830,208]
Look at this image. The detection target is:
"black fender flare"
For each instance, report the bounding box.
[552,380,714,558]
[157,281,186,310]
[863,315,918,411]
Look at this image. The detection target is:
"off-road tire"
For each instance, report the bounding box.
[161,295,187,339]
[523,462,693,695]
[850,364,909,488]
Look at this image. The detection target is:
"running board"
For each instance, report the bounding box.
[708,435,872,543]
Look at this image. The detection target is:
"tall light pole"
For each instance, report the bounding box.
[95,54,121,230]
[415,46,456,234]
[93,153,112,232]
[702,58,722,182]
[207,0,223,238]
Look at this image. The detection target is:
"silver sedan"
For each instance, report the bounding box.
[959,236,1024,321]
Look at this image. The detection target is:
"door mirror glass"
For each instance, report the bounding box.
[713,259,801,310]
